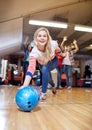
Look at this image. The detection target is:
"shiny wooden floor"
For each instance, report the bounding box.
[0,85,92,130]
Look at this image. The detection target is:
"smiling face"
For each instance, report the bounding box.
[34,27,51,47]
[33,27,53,63]
[36,30,48,46]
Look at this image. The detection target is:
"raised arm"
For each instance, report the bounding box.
[23,36,29,45]
[72,40,79,53]
[60,36,67,51]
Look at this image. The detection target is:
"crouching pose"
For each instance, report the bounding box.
[19,27,63,101]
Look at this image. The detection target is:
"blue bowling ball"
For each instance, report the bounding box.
[15,86,40,112]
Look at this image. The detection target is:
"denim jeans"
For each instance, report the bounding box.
[57,65,64,88]
[39,57,58,93]
[48,72,55,87]
[63,65,72,87]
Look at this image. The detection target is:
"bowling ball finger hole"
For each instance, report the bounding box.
[38,97,40,101]
[27,101,31,108]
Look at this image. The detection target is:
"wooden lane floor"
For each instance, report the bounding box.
[0,85,92,130]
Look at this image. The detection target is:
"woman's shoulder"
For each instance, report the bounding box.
[29,46,40,58]
[30,46,37,54]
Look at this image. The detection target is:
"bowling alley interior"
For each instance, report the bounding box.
[0,0,92,130]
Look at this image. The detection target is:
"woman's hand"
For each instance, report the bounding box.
[63,36,67,42]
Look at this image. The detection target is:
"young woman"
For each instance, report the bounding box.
[60,36,79,89]
[19,27,62,100]
[56,54,65,89]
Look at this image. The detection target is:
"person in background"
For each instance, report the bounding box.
[56,53,66,89]
[60,36,79,89]
[19,27,63,101]
[84,64,91,79]
[74,70,79,86]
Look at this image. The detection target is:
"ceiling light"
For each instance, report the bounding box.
[74,25,92,32]
[29,20,68,29]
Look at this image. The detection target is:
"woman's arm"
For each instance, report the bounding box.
[23,36,29,45]
[72,40,79,53]
[60,36,67,51]
[22,56,36,87]
[22,36,30,53]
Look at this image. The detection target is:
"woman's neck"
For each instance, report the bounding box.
[37,45,46,52]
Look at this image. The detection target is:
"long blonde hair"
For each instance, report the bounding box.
[34,27,53,64]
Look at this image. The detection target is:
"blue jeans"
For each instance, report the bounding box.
[39,57,58,93]
[48,72,55,87]
[63,65,72,87]
[57,66,64,88]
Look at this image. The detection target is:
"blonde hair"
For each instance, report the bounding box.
[34,27,53,64]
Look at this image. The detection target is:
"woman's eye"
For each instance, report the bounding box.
[38,35,41,37]
[38,35,47,38]
[43,35,47,37]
